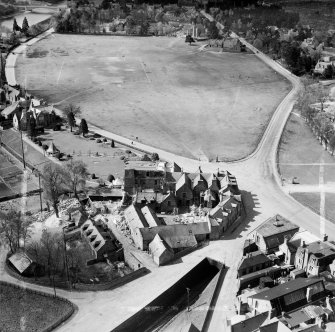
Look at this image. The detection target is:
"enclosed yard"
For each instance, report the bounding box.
[0,282,73,332]
[16,34,290,161]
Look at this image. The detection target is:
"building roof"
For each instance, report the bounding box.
[164,234,197,249]
[176,173,191,192]
[8,252,34,274]
[141,206,163,227]
[125,160,158,170]
[124,204,149,229]
[47,142,59,154]
[254,215,299,238]
[283,309,310,327]
[250,278,324,301]
[135,191,165,204]
[1,101,20,117]
[149,234,173,257]
[238,252,272,271]
[302,241,335,259]
[259,320,291,332]
[231,312,269,332]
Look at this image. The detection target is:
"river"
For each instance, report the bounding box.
[0,10,54,31]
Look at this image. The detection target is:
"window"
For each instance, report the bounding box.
[146,172,150,177]
[182,192,187,198]
[155,180,158,185]
[167,201,171,207]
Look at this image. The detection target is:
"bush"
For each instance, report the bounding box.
[151,152,159,161]
[93,133,101,138]
[91,173,96,179]
[103,138,107,142]
[38,141,42,146]
[125,150,131,154]
[141,154,151,161]
[90,137,95,140]
[42,144,48,150]
[107,174,115,182]
[73,131,79,135]
[96,139,102,143]
[53,123,61,131]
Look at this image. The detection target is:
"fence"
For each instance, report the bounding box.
[0,280,75,332]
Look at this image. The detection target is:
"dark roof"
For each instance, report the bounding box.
[303,241,335,260]
[283,309,310,327]
[250,278,324,301]
[238,252,272,271]
[255,215,299,238]
[231,312,269,332]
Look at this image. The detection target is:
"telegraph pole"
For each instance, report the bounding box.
[37,171,42,213]
[186,287,190,312]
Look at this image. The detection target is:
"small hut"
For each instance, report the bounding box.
[46,142,60,157]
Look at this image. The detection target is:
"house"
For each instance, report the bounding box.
[149,234,174,266]
[294,241,335,276]
[1,101,20,121]
[81,218,123,263]
[248,278,326,316]
[252,215,299,254]
[230,312,269,332]
[8,251,44,277]
[175,173,193,206]
[279,230,319,266]
[237,251,273,277]
[314,56,335,75]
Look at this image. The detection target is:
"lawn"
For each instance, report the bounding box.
[0,282,73,332]
[16,34,290,161]
[278,113,335,222]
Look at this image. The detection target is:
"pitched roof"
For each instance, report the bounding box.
[47,142,59,153]
[124,205,148,228]
[250,278,324,301]
[255,215,299,238]
[231,312,269,332]
[259,320,291,332]
[141,206,163,227]
[1,101,19,117]
[238,252,272,271]
[176,173,191,191]
[149,234,173,257]
[164,234,197,249]
[8,252,34,274]
[283,309,310,327]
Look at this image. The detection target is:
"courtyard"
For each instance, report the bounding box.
[16,34,290,161]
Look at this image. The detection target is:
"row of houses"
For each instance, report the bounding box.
[124,160,240,211]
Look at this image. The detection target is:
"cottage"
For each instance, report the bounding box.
[149,234,174,266]
[252,215,299,254]
[248,278,326,316]
[237,251,273,277]
[294,241,335,276]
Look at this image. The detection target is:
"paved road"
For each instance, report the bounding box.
[4,20,335,332]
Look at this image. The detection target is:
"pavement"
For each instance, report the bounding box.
[4,17,335,332]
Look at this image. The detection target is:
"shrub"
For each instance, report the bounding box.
[90,137,95,140]
[38,141,42,146]
[125,150,131,154]
[42,144,48,150]
[151,152,159,161]
[96,139,102,143]
[103,138,107,142]
[141,154,151,161]
[107,174,115,182]
[93,133,101,138]
[91,173,96,179]
[111,139,115,148]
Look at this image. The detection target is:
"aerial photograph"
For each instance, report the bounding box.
[1,0,335,331]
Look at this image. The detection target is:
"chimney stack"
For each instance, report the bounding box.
[323,234,328,242]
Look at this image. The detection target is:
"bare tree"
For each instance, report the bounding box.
[42,163,64,218]
[63,104,81,132]
[0,209,32,253]
[62,160,88,204]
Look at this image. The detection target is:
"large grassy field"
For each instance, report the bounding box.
[0,283,73,332]
[16,34,290,161]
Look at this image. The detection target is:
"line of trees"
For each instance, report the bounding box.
[296,82,335,154]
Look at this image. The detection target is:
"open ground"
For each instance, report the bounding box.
[278,113,335,222]
[16,34,290,161]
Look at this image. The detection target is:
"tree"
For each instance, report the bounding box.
[329,135,335,156]
[8,32,19,45]
[42,163,64,218]
[111,139,115,148]
[79,118,88,136]
[185,34,195,45]
[21,17,29,35]
[27,115,36,139]
[63,104,81,132]
[207,21,219,40]
[13,18,21,32]
[0,209,32,253]
[62,160,88,204]
[151,152,159,161]
[324,65,334,79]
[141,154,151,161]
[280,43,301,70]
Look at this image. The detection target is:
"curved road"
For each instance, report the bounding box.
[4,23,335,332]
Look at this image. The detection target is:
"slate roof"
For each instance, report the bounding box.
[231,312,269,332]
[124,204,149,229]
[1,101,20,117]
[238,252,272,271]
[255,215,299,238]
[164,234,197,249]
[250,278,324,301]
[8,252,34,274]
[141,206,163,227]
[283,309,310,327]
[149,234,173,257]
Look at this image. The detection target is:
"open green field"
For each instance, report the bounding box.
[16,34,290,161]
[278,113,335,222]
[0,282,73,332]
